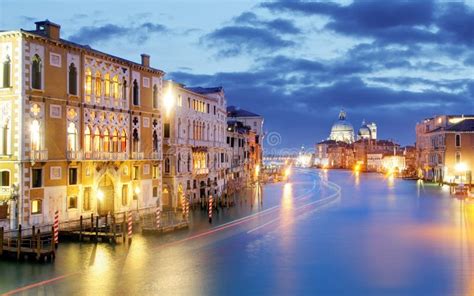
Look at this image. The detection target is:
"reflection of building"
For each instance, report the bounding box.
[329,110,354,143]
[0,20,164,230]
[416,115,474,184]
[162,83,228,208]
[357,120,377,140]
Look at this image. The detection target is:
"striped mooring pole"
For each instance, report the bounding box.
[127,211,133,243]
[208,195,213,223]
[53,210,59,245]
[184,199,189,221]
[156,206,161,229]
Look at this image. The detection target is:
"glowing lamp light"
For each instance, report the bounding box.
[255,164,260,177]
[455,162,468,173]
[134,187,141,195]
[97,190,104,201]
[163,82,175,117]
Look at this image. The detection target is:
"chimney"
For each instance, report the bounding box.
[141,54,150,67]
[35,20,61,40]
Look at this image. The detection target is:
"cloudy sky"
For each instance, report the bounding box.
[1,0,473,149]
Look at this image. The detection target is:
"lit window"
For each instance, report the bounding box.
[95,71,102,101]
[120,130,127,152]
[103,129,110,152]
[68,196,77,209]
[30,119,41,151]
[67,122,78,151]
[112,75,119,99]
[84,126,92,152]
[83,187,91,211]
[104,73,110,97]
[112,129,119,152]
[31,199,42,214]
[152,165,159,179]
[85,68,92,102]
[122,184,128,206]
[93,128,100,152]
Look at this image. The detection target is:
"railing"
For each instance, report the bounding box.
[131,152,144,160]
[193,168,209,175]
[149,152,162,160]
[83,151,128,161]
[30,150,48,161]
[66,150,83,161]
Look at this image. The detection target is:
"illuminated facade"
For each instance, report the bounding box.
[162,82,228,208]
[329,110,355,144]
[0,21,164,230]
[416,115,474,184]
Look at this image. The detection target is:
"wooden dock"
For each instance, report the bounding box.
[59,213,126,244]
[0,225,56,262]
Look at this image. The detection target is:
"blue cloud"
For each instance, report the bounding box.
[69,22,168,45]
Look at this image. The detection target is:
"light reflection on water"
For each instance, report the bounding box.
[3,169,474,295]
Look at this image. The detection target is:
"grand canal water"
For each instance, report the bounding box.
[1,168,473,295]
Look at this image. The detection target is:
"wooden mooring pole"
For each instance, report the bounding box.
[79,215,83,242]
[0,227,3,256]
[17,224,22,260]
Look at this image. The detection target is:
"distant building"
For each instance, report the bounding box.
[329,110,354,143]
[227,106,264,166]
[357,120,377,140]
[416,115,474,184]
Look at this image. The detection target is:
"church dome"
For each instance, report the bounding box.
[329,110,354,143]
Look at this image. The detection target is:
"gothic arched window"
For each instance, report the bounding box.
[3,55,11,88]
[153,84,158,109]
[68,63,77,95]
[133,79,139,105]
[67,122,78,151]
[31,54,42,89]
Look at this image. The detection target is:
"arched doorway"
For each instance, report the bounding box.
[162,186,170,208]
[97,175,115,216]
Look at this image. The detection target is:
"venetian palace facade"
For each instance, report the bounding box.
[0,21,164,230]
[162,82,228,209]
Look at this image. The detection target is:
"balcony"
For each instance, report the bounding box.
[149,151,162,160]
[131,152,145,160]
[30,150,48,161]
[66,150,83,161]
[84,151,128,161]
[193,168,209,175]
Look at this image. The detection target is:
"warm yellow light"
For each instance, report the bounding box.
[284,166,291,178]
[97,190,104,201]
[354,164,361,172]
[134,187,141,195]
[455,162,468,173]
[255,164,260,177]
[163,82,174,116]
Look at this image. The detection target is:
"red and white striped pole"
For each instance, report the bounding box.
[127,211,133,243]
[156,206,161,229]
[208,195,213,223]
[53,210,59,245]
[185,199,189,221]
